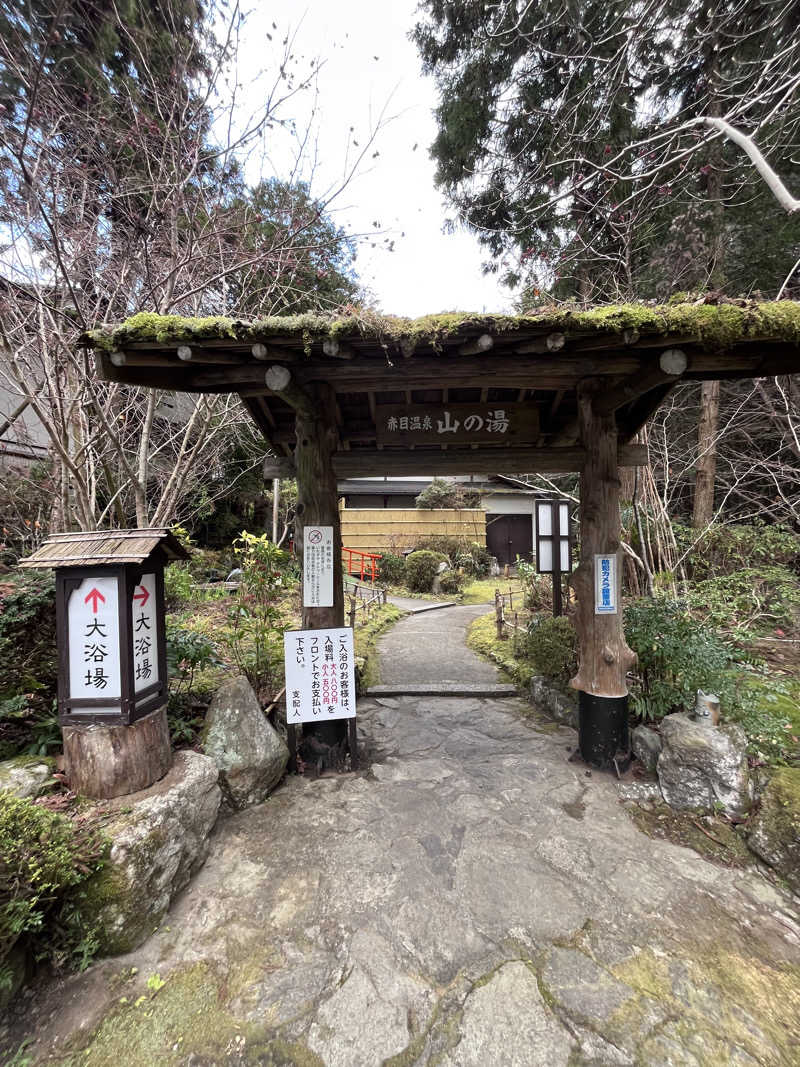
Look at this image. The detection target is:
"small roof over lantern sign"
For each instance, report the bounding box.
[19,529,189,726]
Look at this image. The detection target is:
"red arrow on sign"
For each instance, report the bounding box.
[133,585,150,607]
[84,588,105,613]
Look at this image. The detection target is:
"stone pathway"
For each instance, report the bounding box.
[377,603,498,687]
[6,612,800,1065]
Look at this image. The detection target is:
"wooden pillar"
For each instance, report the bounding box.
[569,381,637,765]
[294,382,345,632]
[266,368,349,763]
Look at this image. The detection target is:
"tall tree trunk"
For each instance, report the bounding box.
[693,380,721,528]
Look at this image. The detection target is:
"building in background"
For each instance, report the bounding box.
[337,475,546,565]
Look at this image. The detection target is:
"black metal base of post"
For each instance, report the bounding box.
[578,691,629,768]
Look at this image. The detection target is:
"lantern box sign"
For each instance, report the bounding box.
[284,626,356,724]
[19,529,189,725]
[535,498,573,574]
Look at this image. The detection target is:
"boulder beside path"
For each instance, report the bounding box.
[202,675,289,810]
[657,713,751,815]
[79,750,221,955]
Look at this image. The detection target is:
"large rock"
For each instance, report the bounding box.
[530,675,578,728]
[657,714,751,815]
[77,750,220,955]
[631,725,662,775]
[202,675,288,810]
[0,756,55,799]
[747,767,800,893]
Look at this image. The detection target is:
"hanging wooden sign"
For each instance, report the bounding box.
[375,402,539,446]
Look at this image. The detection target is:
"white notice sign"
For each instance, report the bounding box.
[284,626,356,723]
[132,573,160,692]
[67,575,121,712]
[594,553,619,615]
[303,525,334,607]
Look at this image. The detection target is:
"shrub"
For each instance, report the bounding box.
[686,566,800,639]
[414,536,490,576]
[624,596,736,722]
[404,550,448,592]
[675,521,800,579]
[524,615,578,686]
[415,479,481,509]
[0,573,56,700]
[164,562,194,609]
[219,532,287,702]
[0,795,106,981]
[517,558,552,611]
[0,573,58,759]
[439,571,465,594]
[166,624,221,745]
[378,553,406,584]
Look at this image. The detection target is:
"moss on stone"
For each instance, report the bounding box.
[85,299,800,356]
[52,961,324,1067]
[610,938,800,1065]
[74,821,170,955]
[747,766,800,892]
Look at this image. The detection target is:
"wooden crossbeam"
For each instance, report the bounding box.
[262,444,647,479]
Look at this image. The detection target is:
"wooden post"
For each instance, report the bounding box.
[570,381,637,766]
[495,589,505,640]
[266,369,350,764]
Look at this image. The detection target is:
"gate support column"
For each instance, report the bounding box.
[569,380,637,766]
[265,369,352,767]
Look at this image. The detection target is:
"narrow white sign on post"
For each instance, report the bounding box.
[67,575,121,712]
[303,525,334,607]
[284,626,356,724]
[594,553,618,614]
[132,573,159,693]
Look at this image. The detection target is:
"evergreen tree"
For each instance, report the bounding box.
[413,0,800,301]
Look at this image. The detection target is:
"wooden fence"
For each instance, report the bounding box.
[339,504,486,556]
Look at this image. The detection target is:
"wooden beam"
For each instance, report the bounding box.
[261,444,647,480]
[593,349,688,417]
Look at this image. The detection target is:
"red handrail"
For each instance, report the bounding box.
[342,546,382,583]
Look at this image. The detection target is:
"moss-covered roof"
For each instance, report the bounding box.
[86,299,800,355]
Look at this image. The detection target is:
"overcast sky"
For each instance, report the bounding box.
[235,1,514,317]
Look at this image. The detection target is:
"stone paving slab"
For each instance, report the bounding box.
[386,596,458,614]
[6,692,799,1066]
[367,683,518,698]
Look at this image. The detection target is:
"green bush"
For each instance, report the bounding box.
[166,624,221,745]
[0,573,58,759]
[624,597,736,722]
[219,532,287,702]
[517,558,553,611]
[439,571,465,594]
[378,553,406,584]
[686,566,800,639]
[0,794,106,982]
[523,615,578,686]
[415,479,481,509]
[404,550,448,592]
[675,521,800,579]
[164,562,194,609]
[414,536,490,576]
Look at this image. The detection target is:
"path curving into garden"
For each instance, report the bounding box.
[5,608,800,1065]
[376,602,496,687]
